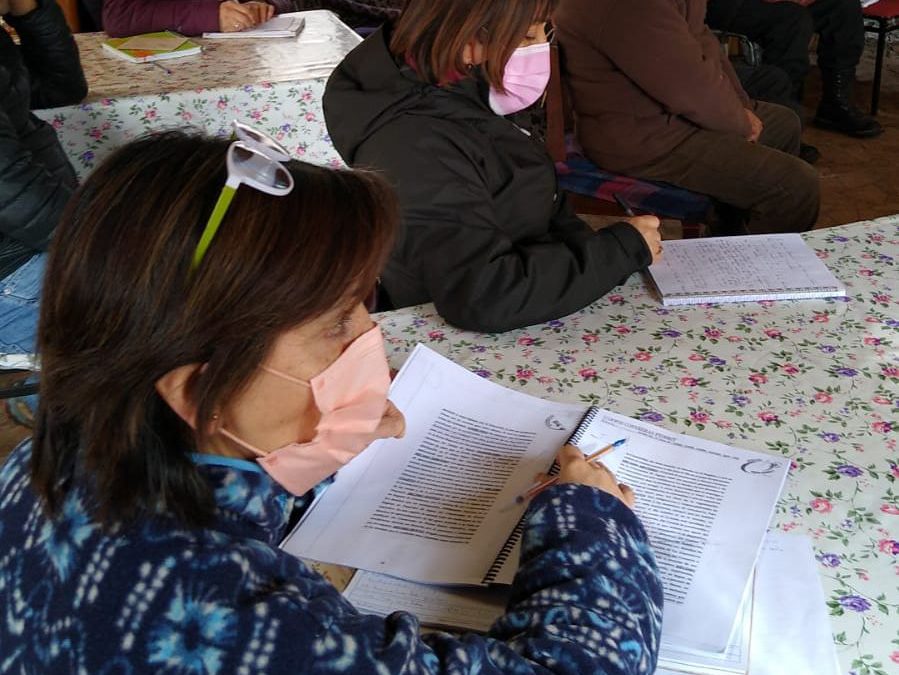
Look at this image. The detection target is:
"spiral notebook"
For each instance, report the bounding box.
[282,346,788,655]
[647,234,846,306]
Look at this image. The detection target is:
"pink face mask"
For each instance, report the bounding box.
[220,324,391,496]
[488,42,551,116]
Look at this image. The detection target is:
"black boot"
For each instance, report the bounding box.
[814,68,883,138]
[799,143,820,165]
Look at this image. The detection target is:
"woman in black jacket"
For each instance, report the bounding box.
[0,0,86,362]
[324,0,662,333]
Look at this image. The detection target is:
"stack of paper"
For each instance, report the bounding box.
[345,534,841,675]
[203,15,305,39]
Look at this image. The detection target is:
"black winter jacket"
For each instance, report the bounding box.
[324,28,651,333]
[0,0,86,279]
[704,0,746,32]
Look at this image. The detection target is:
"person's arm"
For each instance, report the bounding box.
[5,0,88,109]
[590,0,751,137]
[357,125,651,333]
[261,483,662,674]
[697,24,752,108]
[102,0,222,37]
[0,106,74,250]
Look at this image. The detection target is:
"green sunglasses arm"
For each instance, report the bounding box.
[191,185,237,271]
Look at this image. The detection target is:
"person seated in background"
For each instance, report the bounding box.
[101,0,293,37]
[715,33,821,163]
[0,129,663,674]
[90,0,402,34]
[555,0,821,236]
[296,0,402,29]
[0,0,86,365]
[705,0,882,139]
[324,0,662,333]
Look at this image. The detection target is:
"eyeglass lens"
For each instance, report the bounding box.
[232,145,292,189]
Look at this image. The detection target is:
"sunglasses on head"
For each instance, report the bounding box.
[190,121,295,272]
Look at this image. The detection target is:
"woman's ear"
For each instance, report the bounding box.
[155,364,204,429]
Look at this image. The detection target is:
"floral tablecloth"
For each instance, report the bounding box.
[376,217,899,675]
[33,10,358,180]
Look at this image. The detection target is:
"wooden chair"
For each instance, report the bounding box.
[862,0,899,115]
[545,44,710,237]
[55,0,80,33]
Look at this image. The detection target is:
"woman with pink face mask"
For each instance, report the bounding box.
[323,0,663,333]
[0,130,662,673]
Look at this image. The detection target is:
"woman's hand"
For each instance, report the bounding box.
[745,108,764,143]
[627,215,662,264]
[219,0,274,32]
[372,400,406,441]
[555,444,635,507]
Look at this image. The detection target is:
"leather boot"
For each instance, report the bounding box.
[814,68,883,138]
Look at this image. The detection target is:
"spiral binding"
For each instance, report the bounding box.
[482,406,599,584]
[568,406,599,446]
[483,519,525,584]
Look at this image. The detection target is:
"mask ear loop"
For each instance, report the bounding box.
[260,364,312,388]
[218,427,269,458]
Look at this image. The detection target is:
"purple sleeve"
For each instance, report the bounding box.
[102,0,222,37]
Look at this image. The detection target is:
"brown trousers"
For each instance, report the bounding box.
[630,101,820,234]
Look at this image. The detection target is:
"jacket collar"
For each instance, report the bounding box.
[190,454,323,548]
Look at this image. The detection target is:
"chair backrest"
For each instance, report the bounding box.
[545,43,568,163]
[711,30,763,68]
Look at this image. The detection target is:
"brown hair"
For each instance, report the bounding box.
[31,131,397,528]
[390,0,556,90]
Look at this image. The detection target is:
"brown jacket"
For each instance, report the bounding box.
[555,0,752,173]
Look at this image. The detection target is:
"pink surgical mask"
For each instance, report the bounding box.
[488,42,551,116]
[220,324,391,496]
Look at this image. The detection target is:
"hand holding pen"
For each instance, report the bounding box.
[515,438,634,508]
[614,193,663,263]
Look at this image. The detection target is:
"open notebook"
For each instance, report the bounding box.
[281,345,789,654]
[647,233,846,306]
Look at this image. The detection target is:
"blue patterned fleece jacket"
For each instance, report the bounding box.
[0,440,663,674]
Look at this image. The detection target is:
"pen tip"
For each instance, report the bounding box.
[613,438,626,446]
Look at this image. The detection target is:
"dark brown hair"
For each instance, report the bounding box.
[390,0,556,90]
[31,131,397,528]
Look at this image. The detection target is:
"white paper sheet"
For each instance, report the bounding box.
[344,571,510,633]
[281,345,587,585]
[657,533,841,675]
[659,582,752,674]
[577,410,789,653]
[749,533,841,675]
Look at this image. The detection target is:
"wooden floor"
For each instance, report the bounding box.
[1,43,898,465]
[807,41,899,227]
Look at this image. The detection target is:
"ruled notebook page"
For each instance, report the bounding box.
[647,234,846,306]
